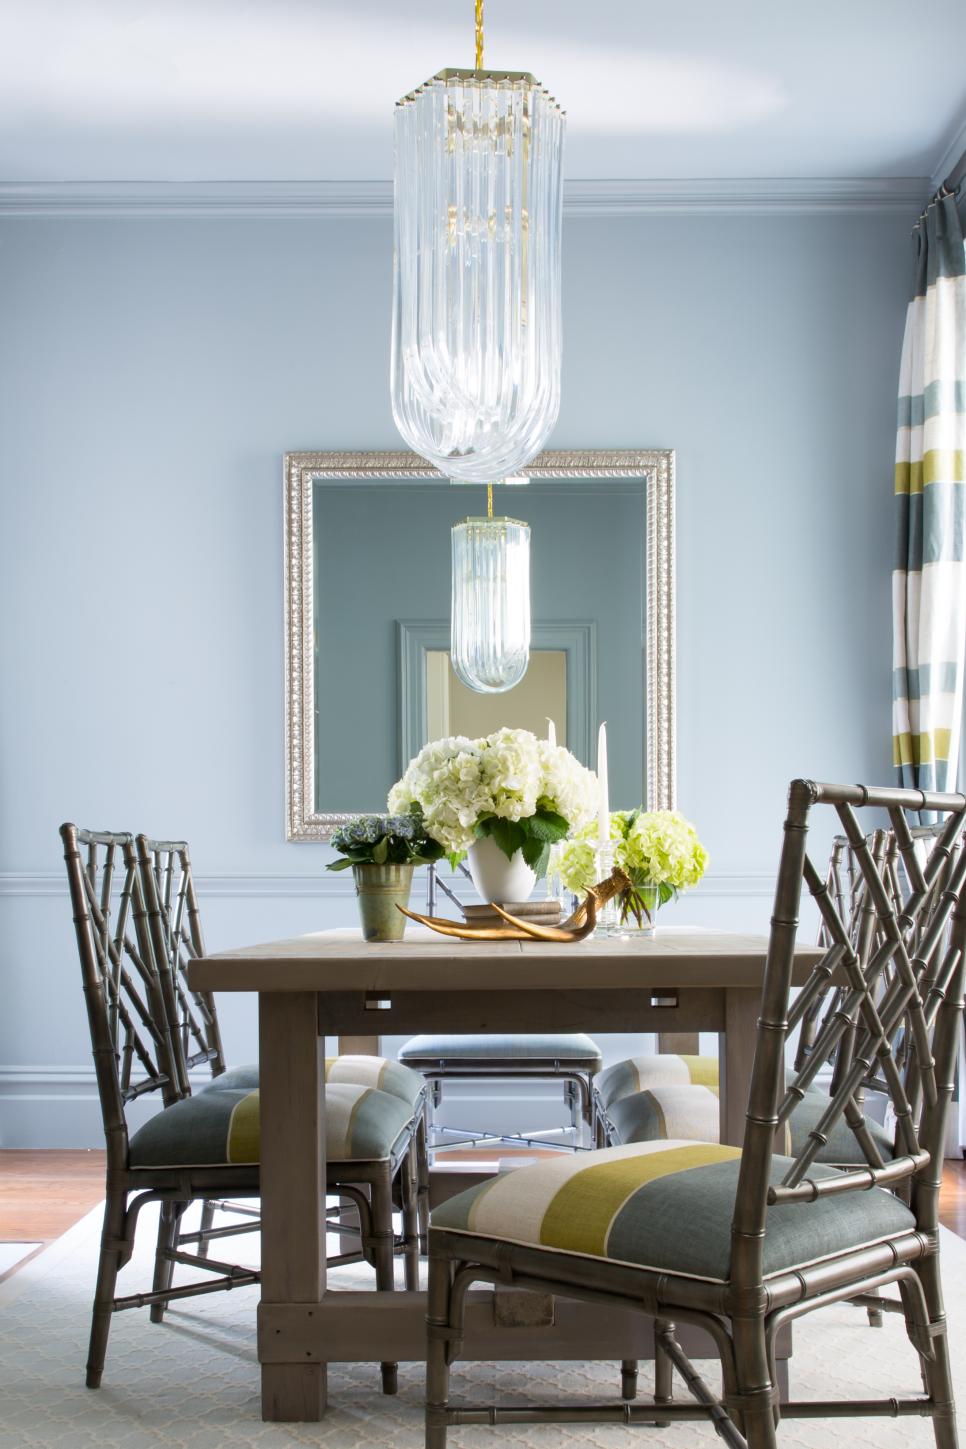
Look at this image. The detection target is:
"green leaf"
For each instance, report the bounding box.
[521,837,551,877]
[325,858,353,872]
[525,809,570,843]
[447,851,467,871]
[487,816,526,861]
[371,836,389,864]
[658,882,675,905]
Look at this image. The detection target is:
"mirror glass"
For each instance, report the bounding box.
[426,650,568,743]
[312,476,646,815]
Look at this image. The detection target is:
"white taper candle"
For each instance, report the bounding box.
[547,717,557,748]
[597,721,609,845]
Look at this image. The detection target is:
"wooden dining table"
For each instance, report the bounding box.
[189,924,823,1423]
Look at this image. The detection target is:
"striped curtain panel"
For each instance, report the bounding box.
[893,190,966,794]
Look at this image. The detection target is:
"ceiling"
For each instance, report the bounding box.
[1,0,965,187]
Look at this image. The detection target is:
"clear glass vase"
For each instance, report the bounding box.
[451,516,530,692]
[392,70,565,482]
[618,882,674,938]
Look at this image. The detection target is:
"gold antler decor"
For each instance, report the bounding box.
[398,868,633,942]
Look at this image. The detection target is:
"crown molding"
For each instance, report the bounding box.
[0,175,931,219]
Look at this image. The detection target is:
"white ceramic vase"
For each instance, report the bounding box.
[466,835,537,905]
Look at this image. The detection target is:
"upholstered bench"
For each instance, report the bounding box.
[398,1033,603,1144]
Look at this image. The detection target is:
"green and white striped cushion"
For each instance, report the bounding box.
[595,1054,719,1109]
[430,1139,915,1282]
[607,1083,896,1167]
[608,1084,719,1145]
[129,1082,413,1168]
[399,1034,602,1066]
[209,1055,425,1108]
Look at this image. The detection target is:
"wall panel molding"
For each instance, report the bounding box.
[0,176,931,219]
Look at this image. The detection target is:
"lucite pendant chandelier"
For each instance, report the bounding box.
[391,0,564,693]
[451,513,531,693]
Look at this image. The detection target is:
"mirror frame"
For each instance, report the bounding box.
[284,449,675,841]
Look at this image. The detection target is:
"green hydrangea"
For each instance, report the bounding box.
[551,808,708,921]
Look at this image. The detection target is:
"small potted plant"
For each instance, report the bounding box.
[551,808,708,935]
[388,728,599,904]
[327,812,444,941]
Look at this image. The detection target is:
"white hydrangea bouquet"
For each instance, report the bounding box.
[551,808,709,927]
[388,727,599,877]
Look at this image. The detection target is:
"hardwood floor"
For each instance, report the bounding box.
[0,1150,106,1252]
[940,1156,966,1237]
[0,1150,965,1282]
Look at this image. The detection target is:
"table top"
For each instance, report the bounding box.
[189,925,824,994]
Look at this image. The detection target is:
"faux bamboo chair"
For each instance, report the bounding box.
[62,824,420,1394]
[134,832,429,1264]
[425,781,966,1448]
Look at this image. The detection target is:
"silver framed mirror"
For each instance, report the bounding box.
[284,449,675,841]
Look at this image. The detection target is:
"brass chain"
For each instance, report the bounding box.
[475,0,484,68]
[487,482,493,518]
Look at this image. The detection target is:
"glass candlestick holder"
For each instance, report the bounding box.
[594,842,621,937]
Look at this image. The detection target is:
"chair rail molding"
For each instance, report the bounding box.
[0,870,773,899]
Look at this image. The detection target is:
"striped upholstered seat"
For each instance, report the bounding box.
[607,1083,720,1146]
[400,1034,602,1066]
[594,1053,718,1111]
[129,1082,414,1168]
[207,1055,426,1108]
[607,1081,895,1167]
[431,1139,915,1283]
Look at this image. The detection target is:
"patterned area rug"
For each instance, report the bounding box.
[1,1202,965,1447]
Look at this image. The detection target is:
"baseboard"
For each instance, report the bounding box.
[0,1068,569,1149]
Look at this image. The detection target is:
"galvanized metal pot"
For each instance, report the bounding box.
[352,862,415,942]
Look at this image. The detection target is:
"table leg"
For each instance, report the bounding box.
[720,987,759,1148]
[258,992,326,1421]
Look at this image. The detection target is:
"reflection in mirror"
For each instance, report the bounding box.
[284,450,675,840]
[314,479,642,815]
[426,650,568,744]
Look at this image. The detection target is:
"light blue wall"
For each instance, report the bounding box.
[0,208,912,1143]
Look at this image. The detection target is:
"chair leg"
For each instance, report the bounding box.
[416,1114,431,1255]
[401,1142,421,1292]
[426,1254,454,1449]
[620,1358,638,1400]
[86,1191,126,1388]
[730,1316,779,1449]
[654,1316,674,1425]
[565,1079,580,1135]
[370,1169,399,1395]
[149,1201,182,1325]
[909,1255,959,1449]
[196,1200,216,1262]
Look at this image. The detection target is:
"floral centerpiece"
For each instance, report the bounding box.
[551,808,708,931]
[388,728,599,902]
[327,812,444,941]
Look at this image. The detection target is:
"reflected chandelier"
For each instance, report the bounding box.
[391,0,565,693]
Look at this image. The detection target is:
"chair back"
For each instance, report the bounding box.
[60,823,182,1168]
[732,781,966,1290]
[135,834,226,1095]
